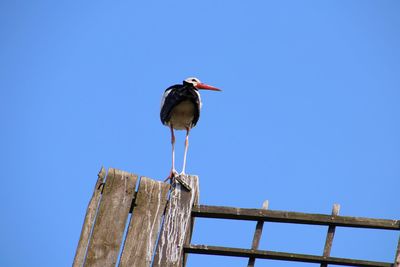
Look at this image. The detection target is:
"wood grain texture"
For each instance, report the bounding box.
[153,175,199,267]
[119,177,170,267]
[84,168,138,267]
[73,167,106,267]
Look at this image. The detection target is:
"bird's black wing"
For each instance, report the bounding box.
[160,84,182,125]
[160,84,201,127]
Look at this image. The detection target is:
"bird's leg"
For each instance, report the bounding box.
[171,125,176,175]
[181,127,190,176]
[165,125,178,182]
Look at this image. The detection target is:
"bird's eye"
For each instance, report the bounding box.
[191,79,197,82]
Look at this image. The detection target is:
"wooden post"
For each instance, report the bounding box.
[73,167,106,267]
[248,200,269,267]
[321,203,340,267]
[119,177,170,267]
[182,177,200,267]
[153,175,199,267]
[84,168,138,267]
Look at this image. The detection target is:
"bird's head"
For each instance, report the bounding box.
[184,77,221,91]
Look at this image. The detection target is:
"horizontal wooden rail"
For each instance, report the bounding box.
[184,245,393,267]
[191,205,400,230]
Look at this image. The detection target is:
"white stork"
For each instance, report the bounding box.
[160,77,221,180]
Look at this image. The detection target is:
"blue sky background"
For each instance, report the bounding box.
[1,1,399,266]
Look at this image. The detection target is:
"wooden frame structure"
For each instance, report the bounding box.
[74,168,400,267]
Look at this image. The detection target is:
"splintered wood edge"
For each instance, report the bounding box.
[73,167,106,267]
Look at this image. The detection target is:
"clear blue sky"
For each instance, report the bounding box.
[1,1,399,266]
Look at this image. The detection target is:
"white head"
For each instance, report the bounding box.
[184,77,202,87]
[183,77,221,91]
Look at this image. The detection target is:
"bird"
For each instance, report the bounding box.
[160,77,221,180]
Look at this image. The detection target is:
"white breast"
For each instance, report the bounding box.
[168,100,196,130]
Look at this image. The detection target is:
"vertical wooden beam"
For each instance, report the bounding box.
[153,175,199,267]
[73,167,106,267]
[182,177,200,267]
[119,177,170,267]
[394,234,400,267]
[248,200,269,267]
[85,168,138,267]
[321,203,340,267]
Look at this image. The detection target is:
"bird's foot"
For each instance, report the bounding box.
[175,172,192,191]
[164,169,179,182]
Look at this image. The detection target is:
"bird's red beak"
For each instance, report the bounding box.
[195,83,222,91]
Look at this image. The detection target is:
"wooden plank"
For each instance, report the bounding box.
[192,205,400,230]
[248,200,269,267]
[153,175,199,267]
[321,203,340,267]
[182,176,200,267]
[84,168,138,267]
[73,167,106,267]
[184,244,392,267]
[119,177,170,267]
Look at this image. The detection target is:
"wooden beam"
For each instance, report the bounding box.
[192,205,400,230]
[395,234,400,267]
[119,177,170,267]
[73,167,106,267]
[321,204,340,267]
[85,168,138,267]
[183,219,197,267]
[184,244,392,267]
[248,200,269,267]
[153,175,199,267]
[182,177,200,267]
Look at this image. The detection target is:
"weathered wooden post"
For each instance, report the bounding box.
[153,175,199,267]
[73,168,199,267]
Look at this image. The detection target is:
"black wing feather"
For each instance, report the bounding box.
[160,84,200,127]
